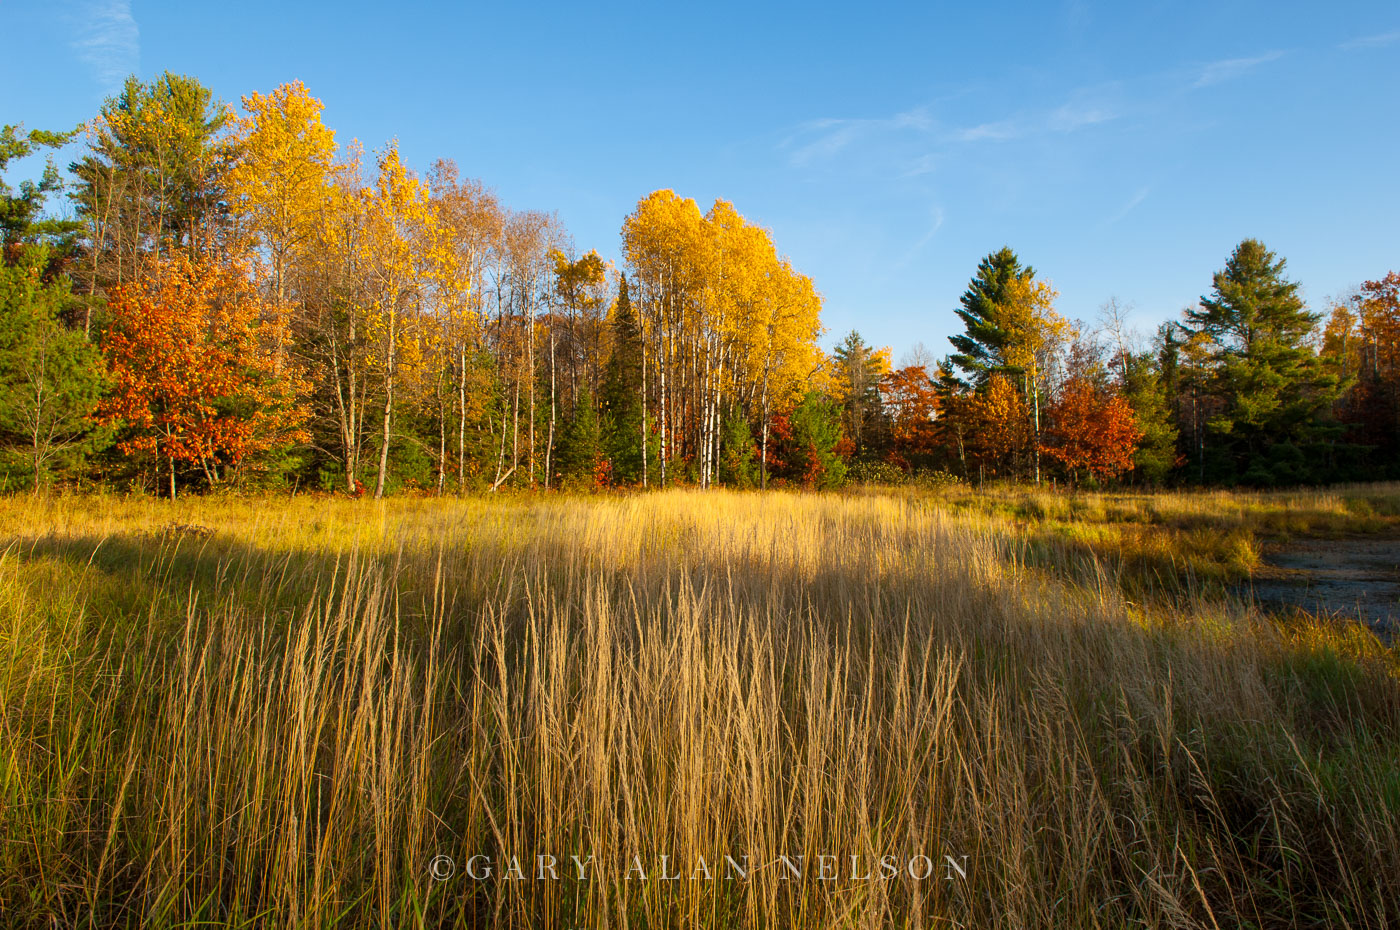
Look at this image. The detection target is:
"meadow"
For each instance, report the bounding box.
[1,486,1397,929]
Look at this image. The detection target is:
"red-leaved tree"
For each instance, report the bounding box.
[1040,377,1141,484]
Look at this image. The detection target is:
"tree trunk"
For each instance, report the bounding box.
[374,316,397,499]
[458,345,468,492]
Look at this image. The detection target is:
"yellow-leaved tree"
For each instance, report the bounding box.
[1000,275,1071,483]
[623,190,824,487]
[226,80,337,366]
[361,143,459,498]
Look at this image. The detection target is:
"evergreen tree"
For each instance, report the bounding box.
[831,330,885,455]
[601,275,645,483]
[1,124,81,251]
[69,73,230,291]
[717,408,757,488]
[783,391,847,489]
[556,385,603,484]
[0,247,107,491]
[947,246,1034,389]
[1119,350,1178,485]
[1183,239,1343,484]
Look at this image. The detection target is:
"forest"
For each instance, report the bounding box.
[1,72,1397,497]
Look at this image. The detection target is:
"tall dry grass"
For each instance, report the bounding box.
[0,490,1397,928]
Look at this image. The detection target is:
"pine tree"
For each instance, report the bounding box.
[831,330,887,455]
[1119,350,1179,485]
[1,124,80,251]
[717,408,757,488]
[556,385,603,485]
[782,392,847,489]
[601,275,645,483]
[0,247,107,491]
[1183,239,1342,484]
[947,247,1034,389]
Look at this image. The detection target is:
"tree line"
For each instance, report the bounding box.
[1,73,1395,494]
[828,244,1397,488]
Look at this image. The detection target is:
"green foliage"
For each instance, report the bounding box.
[847,458,906,485]
[69,72,230,280]
[601,276,646,484]
[831,330,885,452]
[1120,348,1179,485]
[717,409,757,488]
[947,246,1034,389]
[0,247,107,490]
[785,391,847,489]
[1183,240,1344,485]
[1,124,80,249]
[556,385,603,483]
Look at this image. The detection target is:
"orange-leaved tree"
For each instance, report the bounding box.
[99,253,309,497]
[880,364,939,470]
[1040,377,1141,484]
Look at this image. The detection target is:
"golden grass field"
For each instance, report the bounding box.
[1,486,1398,928]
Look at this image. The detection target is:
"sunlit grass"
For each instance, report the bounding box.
[897,481,1400,599]
[0,489,1396,928]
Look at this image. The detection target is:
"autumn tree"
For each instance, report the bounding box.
[999,275,1070,483]
[880,364,939,471]
[1040,377,1141,485]
[1096,298,1179,484]
[356,145,461,497]
[1326,273,1400,474]
[943,248,1068,482]
[427,160,499,491]
[831,330,889,456]
[99,253,308,497]
[226,80,336,363]
[966,374,1029,480]
[622,190,823,488]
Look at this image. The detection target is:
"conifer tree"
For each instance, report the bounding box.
[1183,239,1342,483]
[1,124,80,250]
[601,275,645,483]
[0,247,106,490]
[831,330,887,455]
[556,384,603,484]
[947,246,1034,389]
[717,408,757,488]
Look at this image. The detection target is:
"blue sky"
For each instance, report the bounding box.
[3,0,1398,360]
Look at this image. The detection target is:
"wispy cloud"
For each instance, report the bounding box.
[1049,103,1116,132]
[70,0,140,94]
[783,88,1120,176]
[1192,51,1284,88]
[901,153,938,178]
[784,107,932,167]
[891,205,945,270]
[1339,30,1400,50]
[953,119,1023,143]
[1105,186,1151,226]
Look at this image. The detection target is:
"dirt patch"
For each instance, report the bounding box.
[1245,538,1400,640]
